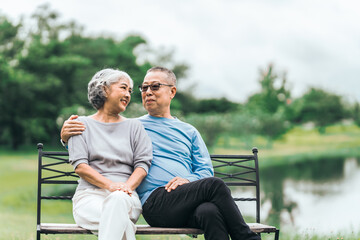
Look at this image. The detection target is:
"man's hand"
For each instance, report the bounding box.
[165,177,190,192]
[60,115,86,143]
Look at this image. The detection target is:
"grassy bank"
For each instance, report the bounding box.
[214,123,360,167]
[0,123,359,239]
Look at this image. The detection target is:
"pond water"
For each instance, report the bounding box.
[234,157,360,235]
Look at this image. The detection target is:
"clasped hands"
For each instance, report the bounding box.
[108,182,133,196]
[165,177,190,192]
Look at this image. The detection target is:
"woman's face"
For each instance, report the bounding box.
[103,78,133,114]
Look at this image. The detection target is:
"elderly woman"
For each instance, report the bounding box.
[68,68,152,240]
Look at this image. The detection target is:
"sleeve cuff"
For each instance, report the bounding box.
[134,163,150,174]
[60,138,68,149]
[71,159,88,170]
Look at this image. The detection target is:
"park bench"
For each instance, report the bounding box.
[36,143,279,239]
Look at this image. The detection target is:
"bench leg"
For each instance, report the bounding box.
[186,234,197,238]
[274,229,280,240]
[36,231,40,240]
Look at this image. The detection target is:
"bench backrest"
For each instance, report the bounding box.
[36,143,261,227]
[211,149,260,223]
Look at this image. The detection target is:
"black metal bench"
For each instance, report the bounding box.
[36,143,279,239]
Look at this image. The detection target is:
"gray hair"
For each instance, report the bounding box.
[88,68,133,110]
[147,66,177,86]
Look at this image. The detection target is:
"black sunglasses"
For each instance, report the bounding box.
[138,83,173,92]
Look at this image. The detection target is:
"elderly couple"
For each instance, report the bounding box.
[60,67,260,240]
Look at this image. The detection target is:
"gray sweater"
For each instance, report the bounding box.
[68,116,152,190]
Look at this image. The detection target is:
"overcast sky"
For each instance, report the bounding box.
[1,0,360,103]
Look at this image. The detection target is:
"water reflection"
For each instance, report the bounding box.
[235,157,360,234]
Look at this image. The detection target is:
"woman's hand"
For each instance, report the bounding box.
[75,164,140,196]
[108,182,133,196]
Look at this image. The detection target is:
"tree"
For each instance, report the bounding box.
[243,64,292,143]
[354,102,360,127]
[0,14,28,148]
[184,113,228,148]
[0,5,190,149]
[290,88,348,132]
[195,98,239,114]
[246,64,291,114]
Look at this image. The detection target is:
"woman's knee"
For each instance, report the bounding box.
[105,191,130,206]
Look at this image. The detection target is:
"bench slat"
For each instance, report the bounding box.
[247,223,278,233]
[40,224,92,234]
[39,223,277,235]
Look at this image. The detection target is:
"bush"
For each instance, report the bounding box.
[184,113,229,148]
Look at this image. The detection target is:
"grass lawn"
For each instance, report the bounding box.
[0,123,359,239]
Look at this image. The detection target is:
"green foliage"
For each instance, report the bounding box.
[172,94,240,116]
[0,5,188,149]
[255,111,290,143]
[195,97,239,114]
[246,64,291,114]
[290,88,348,132]
[224,109,290,148]
[171,91,198,114]
[353,102,360,127]
[184,109,290,149]
[0,14,24,59]
[184,113,229,148]
[240,64,292,142]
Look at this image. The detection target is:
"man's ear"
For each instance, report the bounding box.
[170,86,177,99]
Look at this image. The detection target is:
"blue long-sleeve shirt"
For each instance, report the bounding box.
[137,114,214,205]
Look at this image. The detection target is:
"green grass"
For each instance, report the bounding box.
[1,123,360,239]
[214,123,360,168]
[260,230,360,240]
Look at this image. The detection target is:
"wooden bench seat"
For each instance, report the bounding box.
[39,223,277,235]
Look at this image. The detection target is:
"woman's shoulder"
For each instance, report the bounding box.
[74,116,97,129]
[76,116,90,124]
[125,118,143,127]
[123,118,147,134]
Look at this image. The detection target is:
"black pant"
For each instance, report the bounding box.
[142,177,261,240]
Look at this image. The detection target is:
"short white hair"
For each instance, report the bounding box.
[88,68,133,109]
[147,66,177,86]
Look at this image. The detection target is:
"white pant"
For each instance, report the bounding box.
[72,188,142,240]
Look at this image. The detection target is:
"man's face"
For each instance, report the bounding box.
[141,71,176,116]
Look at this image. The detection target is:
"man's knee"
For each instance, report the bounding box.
[208,177,225,185]
[194,202,221,219]
[202,177,228,191]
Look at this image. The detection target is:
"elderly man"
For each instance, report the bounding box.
[61,67,260,240]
